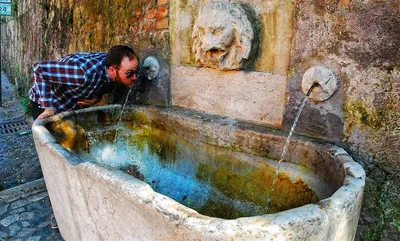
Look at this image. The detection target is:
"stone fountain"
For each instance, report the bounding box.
[32,1,365,240]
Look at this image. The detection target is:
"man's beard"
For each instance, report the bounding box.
[114,71,122,85]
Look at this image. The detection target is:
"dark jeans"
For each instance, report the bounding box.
[30,100,45,120]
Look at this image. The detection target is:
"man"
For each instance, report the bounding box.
[28,45,139,120]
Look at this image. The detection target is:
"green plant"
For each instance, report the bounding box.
[358,172,400,241]
[38,2,50,11]
[13,83,31,115]
[41,17,47,29]
[11,0,17,19]
[42,35,48,45]
[19,95,31,115]
[66,8,73,27]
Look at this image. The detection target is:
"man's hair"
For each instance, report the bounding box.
[105,45,138,68]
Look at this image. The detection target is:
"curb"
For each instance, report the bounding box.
[0,178,46,204]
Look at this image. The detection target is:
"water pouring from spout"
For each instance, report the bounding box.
[265,83,319,212]
[113,56,161,146]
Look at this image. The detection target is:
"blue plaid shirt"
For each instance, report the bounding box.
[28,52,113,113]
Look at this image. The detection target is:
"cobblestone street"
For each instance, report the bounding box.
[0,72,63,240]
[0,180,62,241]
[0,118,42,190]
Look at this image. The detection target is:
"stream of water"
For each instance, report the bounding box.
[265,92,313,211]
[113,86,134,146]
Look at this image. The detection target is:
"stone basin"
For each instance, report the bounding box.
[32,105,365,241]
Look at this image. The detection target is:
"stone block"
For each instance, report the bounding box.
[0,214,19,227]
[10,207,25,214]
[10,200,28,210]
[155,18,169,29]
[157,0,168,6]
[145,9,157,19]
[9,224,22,236]
[172,66,286,126]
[142,20,154,31]
[0,204,9,216]
[156,8,168,19]
[16,228,35,237]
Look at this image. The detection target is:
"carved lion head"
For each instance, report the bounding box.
[192,1,254,70]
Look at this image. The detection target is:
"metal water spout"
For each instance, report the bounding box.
[142,56,160,81]
[301,66,339,101]
[306,82,319,97]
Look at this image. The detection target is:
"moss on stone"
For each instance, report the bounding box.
[344,98,399,137]
[196,153,318,214]
[122,110,150,128]
[123,115,178,163]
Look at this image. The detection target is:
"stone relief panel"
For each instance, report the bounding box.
[192,1,254,70]
[170,0,295,126]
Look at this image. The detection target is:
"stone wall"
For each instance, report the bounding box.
[285,1,400,239]
[1,0,171,105]
[284,0,399,168]
[0,0,44,93]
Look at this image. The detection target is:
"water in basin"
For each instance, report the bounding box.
[52,117,327,220]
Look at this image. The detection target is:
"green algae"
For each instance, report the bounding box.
[343,99,399,138]
[128,125,177,163]
[196,153,318,214]
[122,110,151,128]
[47,120,89,152]
[198,199,247,220]
[122,111,178,163]
[123,115,318,216]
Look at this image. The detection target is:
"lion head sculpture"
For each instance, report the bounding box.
[192,1,254,70]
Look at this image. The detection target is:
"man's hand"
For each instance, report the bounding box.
[77,95,101,107]
[36,108,55,121]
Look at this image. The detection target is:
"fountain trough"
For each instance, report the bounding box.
[32,104,365,241]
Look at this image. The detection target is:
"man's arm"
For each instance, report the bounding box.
[77,95,102,107]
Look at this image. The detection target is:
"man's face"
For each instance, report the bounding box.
[114,56,139,86]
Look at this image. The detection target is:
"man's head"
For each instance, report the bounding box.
[105,45,139,86]
[192,1,254,70]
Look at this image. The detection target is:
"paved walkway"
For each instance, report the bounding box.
[0,72,63,240]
